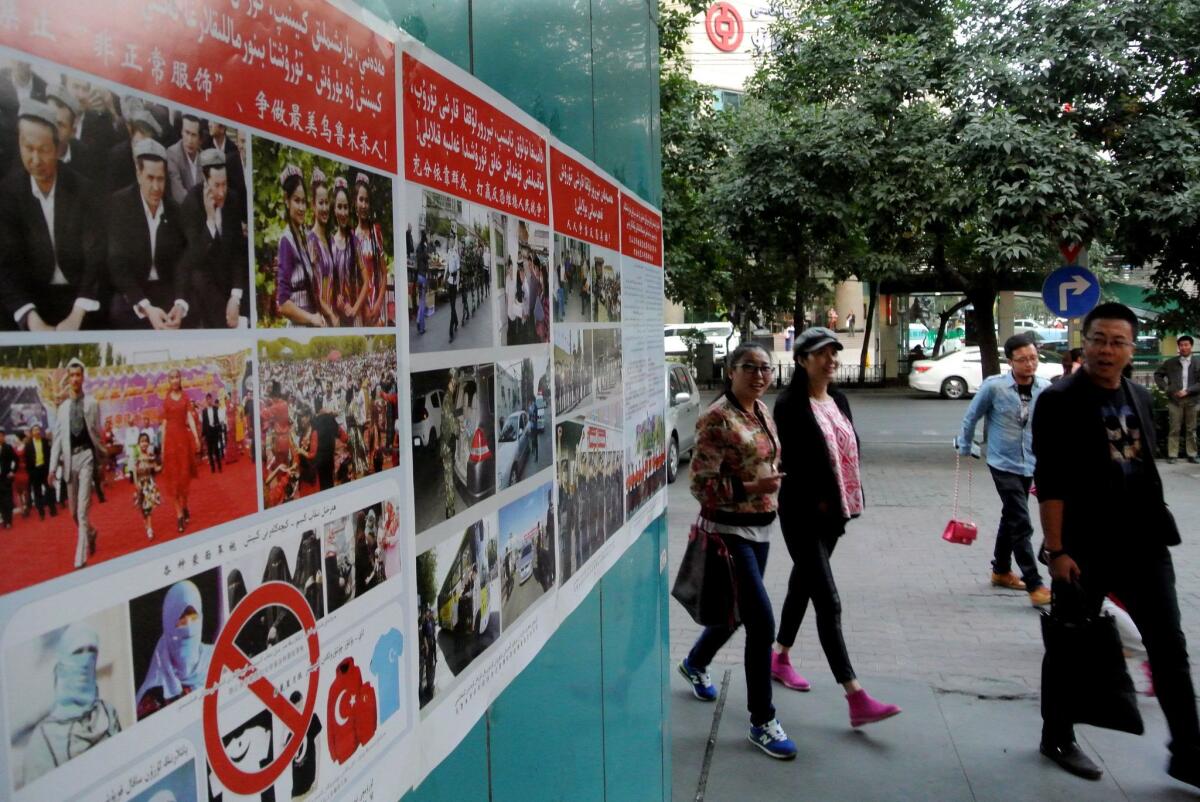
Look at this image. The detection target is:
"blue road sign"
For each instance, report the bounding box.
[1042,265,1100,318]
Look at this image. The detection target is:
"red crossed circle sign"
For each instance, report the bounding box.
[204,581,320,796]
[706,2,745,53]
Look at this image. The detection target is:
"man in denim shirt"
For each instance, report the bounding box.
[958,334,1051,606]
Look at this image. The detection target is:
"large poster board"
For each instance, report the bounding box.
[0,5,665,799]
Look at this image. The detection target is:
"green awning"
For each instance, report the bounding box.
[1104,281,1166,320]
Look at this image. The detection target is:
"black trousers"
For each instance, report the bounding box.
[776,522,856,683]
[989,466,1043,590]
[29,466,54,517]
[447,284,459,338]
[0,476,12,524]
[205,434,223,471]
[1042,544,1200,760]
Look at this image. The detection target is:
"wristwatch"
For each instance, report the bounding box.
[1045,549,1068,561]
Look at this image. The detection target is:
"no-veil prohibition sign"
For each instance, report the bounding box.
[204,581,320,796]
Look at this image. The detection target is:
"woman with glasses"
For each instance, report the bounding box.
[770,327,902,728]
[677,343,798,759]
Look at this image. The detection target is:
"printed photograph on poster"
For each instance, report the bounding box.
[132,758,196,802]
[279,687,322,800]
[321,500,397,614]
[0,341,256,594]
[225,530,315,658]
[206,709,273,802]
[555,419,624,583]
[5,606,133,791]
[415,518,499,709]
[552,327,592,417]
[0,57,252,332]
[128,568,223,722]
[498,482,555,629]
[406,186,494,352]
[494,354,551,490]
[253,137,395,328]
[626,411,667,517]
[258,333,398,509]
[491,211,551,346]
[552,234,620,324]
[409,364,495,533]
[591,328,623,408]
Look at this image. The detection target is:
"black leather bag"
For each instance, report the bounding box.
[1040,584,1144,735]
[671,520,740,629]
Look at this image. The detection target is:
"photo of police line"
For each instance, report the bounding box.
[3,497,397,797]
[0,58,250,331]
[555,419,624,583]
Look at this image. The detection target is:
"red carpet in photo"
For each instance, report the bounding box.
[0,458,259,595]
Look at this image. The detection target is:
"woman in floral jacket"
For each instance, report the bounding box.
[677,343,797,760]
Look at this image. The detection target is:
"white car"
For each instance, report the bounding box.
[517,541,534,585]
[694,321,740,360]
[909,347,1060,399]
[411,390,443,449]
[496,410,532,489]
[666,363,701,482]
[664,325,700,357]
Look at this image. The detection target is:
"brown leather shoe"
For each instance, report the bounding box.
[991,571,1026,590]
[1029,586,1052,606]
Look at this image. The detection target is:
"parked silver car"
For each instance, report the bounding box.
[665,363,701,483]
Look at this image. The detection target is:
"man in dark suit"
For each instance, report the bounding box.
[0,99,105,331]
[1153,334,1200,464]
[45,87,100,182]
[0,61,47,173]
[201,393,223,473]
[24,424,55,520]
[204,122,245,215]
[0,429,16,528]
[166,113,202,206]
[105,138,189,329]
[64,76,119,157]
[1033,303,1200,789]
[180,148,246,327]
[105,108,160,195]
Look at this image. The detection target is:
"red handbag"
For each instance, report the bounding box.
[942,453,978,545]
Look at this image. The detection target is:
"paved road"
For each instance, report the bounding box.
[668,390,1200,697]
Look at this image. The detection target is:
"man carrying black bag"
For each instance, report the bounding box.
[1032,302,1200,788]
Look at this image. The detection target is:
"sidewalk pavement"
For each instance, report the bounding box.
[667,398,1200,801]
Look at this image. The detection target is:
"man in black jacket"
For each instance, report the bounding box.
[0,429,16,528]
[105,138,189,329]
[1153,334,1200,464]
[1033,302,1199,789]
[0,99,105,331]
[180,148,246,328]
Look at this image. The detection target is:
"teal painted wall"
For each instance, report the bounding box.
[399,516,670,802]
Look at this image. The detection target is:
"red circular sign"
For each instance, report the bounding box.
[204,581,320,796]
[706,2,745,53]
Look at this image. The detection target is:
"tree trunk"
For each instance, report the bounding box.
[859,283,879,383]
[932,298,971,357]
[968,287,1001,377]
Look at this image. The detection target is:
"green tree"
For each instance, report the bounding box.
[416,551,437,607]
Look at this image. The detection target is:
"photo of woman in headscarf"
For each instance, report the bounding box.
[18,623,122,787]
[134,578,216,720]
[294,529,324,620]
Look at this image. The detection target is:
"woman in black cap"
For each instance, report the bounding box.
[770,326,902,727]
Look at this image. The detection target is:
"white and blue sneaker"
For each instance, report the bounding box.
[748,718,797,759]
[677,658,717,701]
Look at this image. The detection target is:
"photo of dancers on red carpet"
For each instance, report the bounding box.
[0,341,257,594]
[257,333,398,509]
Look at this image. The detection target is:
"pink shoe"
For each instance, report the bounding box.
[1141,661,1155,697]
[847,688,901,727]
[770,651,810,691]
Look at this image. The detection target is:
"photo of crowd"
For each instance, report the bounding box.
[406,187,494,353]
[626,412,667,517]
[5,606,133,792]
[257,334,398,508]
[0,342,257,594]
[553,327,593,417]
[492,211,551,346]
[495,355,552,490]
[128,568,222,722]
[253,138,394,328]
[410,364,497,533]
[0,60,251,331]
[498,482,555,629]
[416,518,500,709]
[552,234,621,324]
[555,419,625,583]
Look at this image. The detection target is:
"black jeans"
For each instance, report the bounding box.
[447,284,459,338]
[989,466,1043,590]
[687,534,776,726]
[1042,544,1200,760]
[776,524,856,684]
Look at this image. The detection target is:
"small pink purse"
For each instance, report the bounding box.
[942,454,977,545]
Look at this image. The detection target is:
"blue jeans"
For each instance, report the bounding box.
[687,534,776,725]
